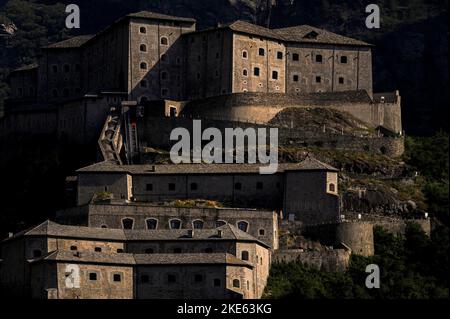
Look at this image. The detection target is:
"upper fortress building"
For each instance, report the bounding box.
[7,10,374,104]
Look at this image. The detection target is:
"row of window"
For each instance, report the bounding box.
[241,49,283,60]
[50,64,81,74]
[242,50,349,64]
[145,181,279,192]
[118,218,254,233]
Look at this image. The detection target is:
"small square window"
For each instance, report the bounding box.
[146,183,153,191]
[258,48,265,56]
[256,182,263,190]
[339,77,344,84]
[293,75,299,82]
[315,54,323,63]
[70,246,77,251]
[89,273,97,281]
[277,51,283,59]
[235,182,242,190]
[94,247,102,252]
[113,274,121,282]
[194,274,203,282]
[316,76,322,83]
[340,56,348,63]
[292,53,299,61]
[168,183,176,191]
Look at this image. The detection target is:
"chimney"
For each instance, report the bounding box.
[217,229,223,238]
[187,229,194,238]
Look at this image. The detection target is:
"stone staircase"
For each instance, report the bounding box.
[98,107,123,165]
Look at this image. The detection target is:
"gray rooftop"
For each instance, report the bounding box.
[77,157,338,174]
[4,220,270,248]
[32,251,251,267]
[44,35,94,49]
[126,11,196,23]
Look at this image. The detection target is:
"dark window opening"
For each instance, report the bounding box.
[161,72,168,80]
[315,54,323,63]
[277,51,283,59]
[258,48,265,56]
[140,62,147,70]
[94,247,102,252]
[89,273,97,281]
[193,220,204,229]
[293,75,299,82]
[122,218,134,230]
[160,37,168,45]
[173,248,182,253]
[146,219,158,230]
[340,56,348,63]
[117,249,124,253]
[139,27,146,34]
[113,274,121,282]
[253,67,260,76]
[190,183,198,191]
[170,219,181,229]
[205,248,213,253]
[168,183,176,191]
[339,77,344,84]
[233,279,240,288]
[272,71,278,80]
[146,183,153,191]
[329,183,336,192]
[234,182,242,190]
[242,51,248,59]
[237,221,249,232]
[243,69,248,76]
[259,229,265,236]
[168,274,176,283]
[256,182,263,190]
[292,53,299,61]
[140,44,147,52]
[70,246,77,251]
[241,251,249,261]
[33,250,42,258]
[316,76,322,83]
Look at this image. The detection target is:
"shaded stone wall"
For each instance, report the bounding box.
[272,249,351,272]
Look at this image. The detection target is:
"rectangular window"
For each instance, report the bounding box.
[316,76,322,83]
[168,183,176,191]
[254,67,260,76]
[113,274,122,282]
[339,77,344,84]
[315,54,323,63]
[272,71,278,80]
[292,53,299,61]
[340,56,348,63]
[146,183,153,191]
[277,51,283,59]
[89,272,97,281]
[293,75,299,82]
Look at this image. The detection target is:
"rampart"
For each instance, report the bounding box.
[272,249,351,272]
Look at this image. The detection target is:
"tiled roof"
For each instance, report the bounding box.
[187,20,371,47]
[274,25,372,46]
[3,221,269,247]
[10,63,38,73]
[44,35,94,49]
[77,157,338,174]
[126,11,196,23]
[32,251,252,267]
[289,155,339,172]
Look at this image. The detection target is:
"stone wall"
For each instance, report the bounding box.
[272,249,351,272]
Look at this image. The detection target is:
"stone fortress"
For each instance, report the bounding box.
[0,11,420,299]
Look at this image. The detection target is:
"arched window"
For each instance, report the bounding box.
[193,220,204,229]
[160,54,167,62]
[122,218,134,230]
[329,183,336,192]
[139,26,146,34]
[160,37,168,45]
[259,229,265,236]
[140,62,147,70]
[101,225,108,229]
[169,219,181,229]
[161,71,168,80]
[237,221,249,232]
[146,218,158,230]
[258,48,265,56]
[241,251,249,261]
[243,69,248,76]
[140,44,147,52]
[233,279,240,288]
[216,220,227,228]
[242,50,248,59]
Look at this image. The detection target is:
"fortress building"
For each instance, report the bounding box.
[7,11,372,104]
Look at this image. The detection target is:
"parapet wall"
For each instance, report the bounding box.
[138,116,405,157]
[272,249,351,272]
[181,91,402,134]
[303,221,374,257]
